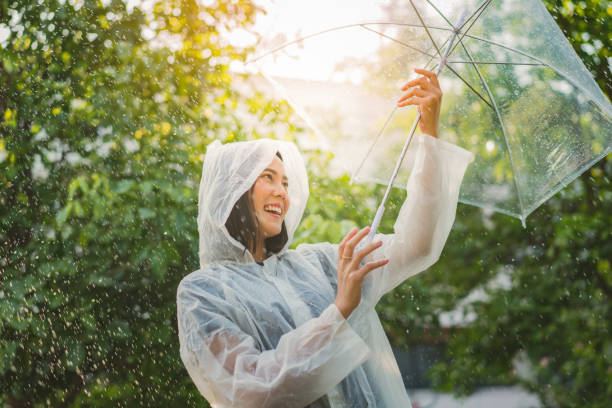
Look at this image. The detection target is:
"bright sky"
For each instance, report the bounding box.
[229,0,390,82]
[228,0,476,82]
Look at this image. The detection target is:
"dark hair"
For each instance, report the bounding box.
[225,152,288,256]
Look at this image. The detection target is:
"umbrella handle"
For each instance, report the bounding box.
[365,111,420,235]
[354,204,384,255]
[365,204,385,245]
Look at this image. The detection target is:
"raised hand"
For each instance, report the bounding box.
[397,68,442,138]
[333,227,389,319]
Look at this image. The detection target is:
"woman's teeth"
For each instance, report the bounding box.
[264,205,282,215]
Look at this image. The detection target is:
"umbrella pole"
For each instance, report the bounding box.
[364,113,421,244]
[363,10,468,245]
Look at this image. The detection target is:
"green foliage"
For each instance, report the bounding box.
[423,156,612,407]
[544,0,611,98]
[294,150,406,248]
[0,0,262,406]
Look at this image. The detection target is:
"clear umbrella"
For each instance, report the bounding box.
[244,0,612,227]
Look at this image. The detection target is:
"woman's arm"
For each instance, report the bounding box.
[362,133,473,305]
[300,68,473,313]
[354,68,474,306]
[177,277,370,408]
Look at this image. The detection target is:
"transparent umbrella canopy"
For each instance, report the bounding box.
[245,0,612,226]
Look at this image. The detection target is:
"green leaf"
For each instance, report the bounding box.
[113,180,135,194]
[56,202,73,227]
[138,207,155,219]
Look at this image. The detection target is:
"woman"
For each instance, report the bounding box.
[177,69,473,407]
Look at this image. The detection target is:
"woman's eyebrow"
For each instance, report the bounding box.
[263,168,288,181]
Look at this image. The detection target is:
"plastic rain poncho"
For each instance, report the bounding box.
[177,135,473,407]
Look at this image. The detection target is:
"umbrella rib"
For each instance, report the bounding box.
[461,33,552,64]
[422,0,492,72]
[448,60,544,66]
[351,106,399,185]
[363,22,454,31]
[456,37,528,221]
[246,16,481,68]
[358,25,436,59]
[246,23,442,65]
[420,0,492,75]
[459,33,611,117]
[458,0,493,38]
[246,24,378,64]
[424,0,490,33]
[423,0,453,27]
[444,64,493,109]
[448,0,493,64]
[418,0,497,111]
[409,0,441,57]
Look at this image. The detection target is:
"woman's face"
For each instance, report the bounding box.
[252,156,290,238]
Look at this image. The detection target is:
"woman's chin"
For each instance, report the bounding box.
[262,222,283,238]
[264,229,282,238]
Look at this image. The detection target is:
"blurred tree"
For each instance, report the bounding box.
[0,0,277,406]
[544,0,611,98]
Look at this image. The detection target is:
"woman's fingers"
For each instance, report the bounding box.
[338,227,358,260]
[352,240,383,267]
[334,230,387,319]
[397,88,427,104]
[356,258,389,280]
[402,69,442,137]
[402,70,441,97]
[397,96,426,108]
[345,227,370,257]
[414,68,440,88]
[401,75,430,91]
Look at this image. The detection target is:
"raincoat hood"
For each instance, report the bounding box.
[197,139,309,268]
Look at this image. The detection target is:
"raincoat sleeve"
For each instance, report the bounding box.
[177,273,371,408]
[362,133,473,304]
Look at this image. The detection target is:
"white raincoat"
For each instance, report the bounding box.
[177,135,473,407]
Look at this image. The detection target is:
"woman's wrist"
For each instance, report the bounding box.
[420,125,438,138]
[333,300,352,320]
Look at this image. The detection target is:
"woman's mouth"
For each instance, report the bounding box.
[263,204,282,218]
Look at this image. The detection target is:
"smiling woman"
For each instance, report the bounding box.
[177,72,474,407]
[225,152,290,262]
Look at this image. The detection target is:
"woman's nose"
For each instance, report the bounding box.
[273,183,287,197]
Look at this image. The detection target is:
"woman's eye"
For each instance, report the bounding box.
[282,182,289,189]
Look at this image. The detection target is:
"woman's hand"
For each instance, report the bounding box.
[397,68,442,138]
[334,227,389,319]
